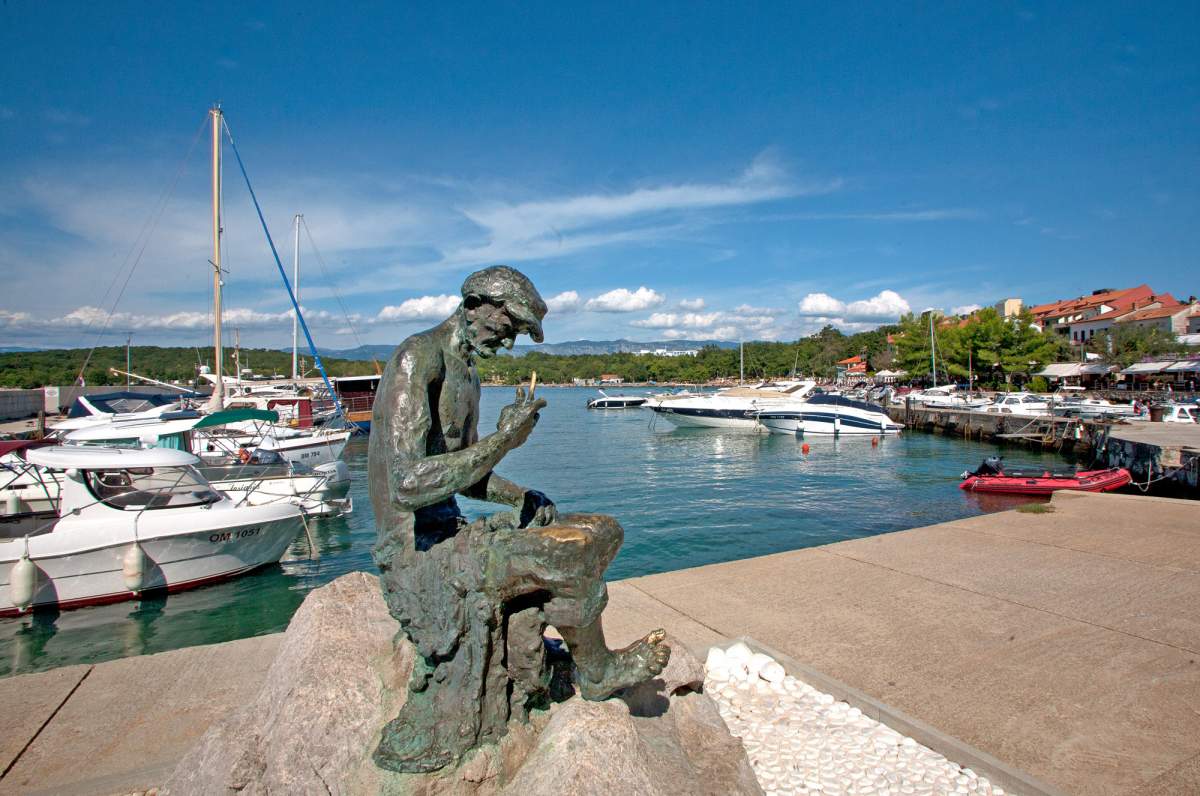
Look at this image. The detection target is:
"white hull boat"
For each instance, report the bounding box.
[0,447,304,616]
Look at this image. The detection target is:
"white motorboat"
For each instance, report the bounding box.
[1051,394,1141,420]
[646,383,810,432]
[982,393,1052,417]
[586,390,648,409]
[55,408,351,516]
[0,447,305,616]
[902,386,990,410]
[759,393,903,436]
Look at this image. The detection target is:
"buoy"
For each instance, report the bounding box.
[6,492,20,515]
[801,443,810,454]
[10,539,36,612]
[122,542,146,593]
[871,436,879,447]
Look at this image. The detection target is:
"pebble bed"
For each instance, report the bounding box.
[705,643,1011,796]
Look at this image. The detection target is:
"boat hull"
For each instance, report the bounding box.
[959,468,1131,496]
[649,406,767,431]
[0,504,303,616]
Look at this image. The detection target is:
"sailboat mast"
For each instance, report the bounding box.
[929,312,937,388]
[292,213,301,381]
[208,106,225,411]
[739,335,744,384]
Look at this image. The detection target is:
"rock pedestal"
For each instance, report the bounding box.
[165,573,760,795]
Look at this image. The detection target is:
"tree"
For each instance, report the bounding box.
[1089,325,1187,369]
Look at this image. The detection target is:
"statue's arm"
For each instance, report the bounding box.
[386,353,532,512]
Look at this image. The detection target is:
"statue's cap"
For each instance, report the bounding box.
[461,266,547,343]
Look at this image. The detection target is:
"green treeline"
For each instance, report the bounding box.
[0,346,379,389]
[5,312,1161,390]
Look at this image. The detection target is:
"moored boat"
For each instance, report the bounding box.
[0,446,305,616]
[958,457,1131,495]
[587,390,648,409]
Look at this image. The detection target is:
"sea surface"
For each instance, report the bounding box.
[0,386,1063,677]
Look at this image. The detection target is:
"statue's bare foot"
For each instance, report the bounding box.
[576,628,671,700]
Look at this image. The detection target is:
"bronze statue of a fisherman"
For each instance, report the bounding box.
[368,265,670,773]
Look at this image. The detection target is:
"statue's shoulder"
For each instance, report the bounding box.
[384,326,449,384]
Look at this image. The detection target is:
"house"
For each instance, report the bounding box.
[1113,302,1197,337]
[599,374,624,385]
[835,355,868,384]
[1030,285,1157,336]
[1068,295,1179,344]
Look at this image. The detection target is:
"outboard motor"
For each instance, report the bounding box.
[964,456,1004,478]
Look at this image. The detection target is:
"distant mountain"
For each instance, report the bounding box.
[297,339,738,361]
[0,346,43,353]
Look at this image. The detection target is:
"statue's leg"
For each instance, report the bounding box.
[487,513,670,702]
[505,604,549,721]
[374,522,496,774]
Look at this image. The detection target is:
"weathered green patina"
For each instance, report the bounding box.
[367,266,670,774]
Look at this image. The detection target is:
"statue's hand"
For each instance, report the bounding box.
[496,386,546,450]
[519,489,557,528]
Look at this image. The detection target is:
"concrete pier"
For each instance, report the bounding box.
[1,491,1197,794]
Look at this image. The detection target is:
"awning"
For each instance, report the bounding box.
[1120,361,1176,375]
[1036,363,1114,378]
[1166,360,1200,373]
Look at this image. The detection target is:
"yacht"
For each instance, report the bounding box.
[900,386,990,410]
[759,392,903,436]
[648,380,902,436]
[586,390,648,409]
[982,393,1052,417]
[646,384,808,432]
[0,446,305,616]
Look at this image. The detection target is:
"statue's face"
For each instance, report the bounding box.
[462,298,519,358]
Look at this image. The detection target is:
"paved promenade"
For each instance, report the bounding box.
[1,490,1197,794]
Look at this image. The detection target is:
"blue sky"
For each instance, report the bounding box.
[1,2,1196,349]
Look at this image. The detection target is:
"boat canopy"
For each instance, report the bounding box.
[26,446,200,469]
[194,408,279,427]
[64,408,281,443]
[66,391,184,418]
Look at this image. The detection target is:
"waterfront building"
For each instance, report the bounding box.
[835,355,869,385]
[1030,285,1158,337]
[599,374,624,385]
[1113,302,1197,337]
[872,369,907,385]
[1035,362,1115,388]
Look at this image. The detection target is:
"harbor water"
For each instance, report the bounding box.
[0,386,1062,677]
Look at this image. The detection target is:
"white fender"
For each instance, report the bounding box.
[5,492,21,515]
[122,542,146,593]
[10,542,36,612]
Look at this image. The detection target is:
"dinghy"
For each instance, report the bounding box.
[959,456,1131,496]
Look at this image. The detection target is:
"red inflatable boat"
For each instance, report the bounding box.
[960,458,1131,496]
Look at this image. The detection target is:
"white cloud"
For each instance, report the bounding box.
[546,291,582,314]
[797,292,845,316]
[711,325,740,340]
[375,295,460,322]
[585,287,664,313]
[0,305,347,333]
[631,312,721,329]
[678,298,706,310]
[844,290,910,321]
[797,290,909,323]
[444,151,841,270]
[952,303,983,316]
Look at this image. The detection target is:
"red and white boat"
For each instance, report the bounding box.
[1,446,304,617]
[959,457,1131,496]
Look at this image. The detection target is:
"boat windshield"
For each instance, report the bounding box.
[86,466,222,510]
